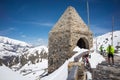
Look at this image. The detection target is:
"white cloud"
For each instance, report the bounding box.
[36,38,48,46]
[40,23,54,27]
[0,27,15,35]
[26,37,48,46]
[30,22,54,27]
[13,20,54,27]
[33,22,54,27]
[9,27,15,30]
[21,35,26,38]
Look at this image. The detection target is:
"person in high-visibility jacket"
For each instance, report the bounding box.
[106,45,115,65]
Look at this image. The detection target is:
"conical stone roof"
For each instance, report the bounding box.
[51,6,90,33]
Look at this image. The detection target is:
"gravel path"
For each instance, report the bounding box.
[92,55,120,80]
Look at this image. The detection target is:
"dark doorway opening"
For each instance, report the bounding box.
[77,38,89,49]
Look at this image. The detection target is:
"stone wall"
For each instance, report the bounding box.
[48,31,71,73]
[48,31,93,73]
[48,6,93,73]
[70,31,93,50]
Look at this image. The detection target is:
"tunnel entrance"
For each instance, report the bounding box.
[77,38,89,49]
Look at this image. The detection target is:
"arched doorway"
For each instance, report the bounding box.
[77,38,89,49]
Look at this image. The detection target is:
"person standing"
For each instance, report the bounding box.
[100,45,104,55]
[106,45,115,65]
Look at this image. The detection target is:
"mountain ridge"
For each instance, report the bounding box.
[0,36,32,47]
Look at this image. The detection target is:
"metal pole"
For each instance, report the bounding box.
[94,33,97,52]
[87,0,90,30]
[86,0,92,59]
[96,35,97,52]
[112,16,114,46]
[87,0,90,50]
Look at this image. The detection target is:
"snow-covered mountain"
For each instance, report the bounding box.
[93,31,120,51]
[0,31,120,80]
[0,36,32,57]
[24,46,48,57]
[0,36,31,47]
[0,36,48,80]
[0,36,33,68]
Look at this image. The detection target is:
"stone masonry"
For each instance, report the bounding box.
[48,6,93,73]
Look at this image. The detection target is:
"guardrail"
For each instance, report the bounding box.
[74,51,89,62]
[67,66,79,80]
[67,51,91,80]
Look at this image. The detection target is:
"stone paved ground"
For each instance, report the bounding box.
[92,55,120,80]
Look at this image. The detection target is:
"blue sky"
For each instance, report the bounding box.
[0,0,120,46]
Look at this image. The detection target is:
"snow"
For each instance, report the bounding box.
[89,51,105,68]
[86,71,92,80]
[94,31,120,51]
[6,45,104,80]
[41,48,88,80]
[0,36,48,80]
[0,36,31,47]
[0,65,32,80]
[0,30,120,80]
[41,47,105,80]
[25,45,48,56]
[41,61,68,80]
[0,36,32,57]
[115,53,120,56]
[18,59,48,80]
[73,46,82,52]
[0,60,48,80]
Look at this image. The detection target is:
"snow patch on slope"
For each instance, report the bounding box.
[94,31,120,50]
[89,51,105,68]
[18,59,48,80]
[0,65,32,80]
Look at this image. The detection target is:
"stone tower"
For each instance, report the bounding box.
[48,6,93,73]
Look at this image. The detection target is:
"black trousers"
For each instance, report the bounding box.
[108,53,114,58]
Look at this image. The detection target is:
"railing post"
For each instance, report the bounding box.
[67,51,90,80]
[67,66,79,80]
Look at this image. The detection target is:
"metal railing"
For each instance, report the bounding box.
[67,66,79,80]
[67,51,91,80]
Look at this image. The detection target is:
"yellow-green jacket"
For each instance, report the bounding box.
[106,46,115,54]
